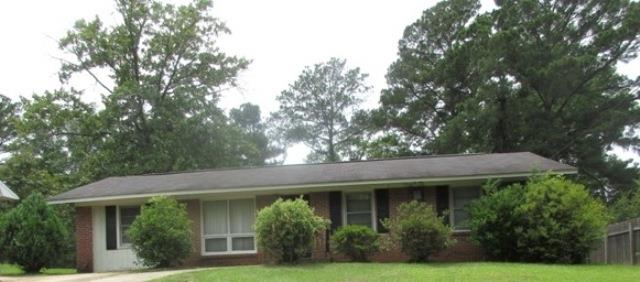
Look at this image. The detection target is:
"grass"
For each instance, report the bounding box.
[155,262,640,282]
[0,263,76,276]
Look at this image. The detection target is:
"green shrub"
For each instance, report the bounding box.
[127,196,192,268]
[383,201,453,262]
[255,198,328,264]
[469,174,609,263]
[332,225,379,261]
[0,193,68,273]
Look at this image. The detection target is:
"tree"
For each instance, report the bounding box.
[273,57,371,163]
[58,0,250,175]
[0,94,18,154]
[609,180,640,222]
[0,90,96,266]
[229,103,283,165]
[0,90,101,198]
[127,196,192,268]
[376,0,640,198]
[0,193,69,273]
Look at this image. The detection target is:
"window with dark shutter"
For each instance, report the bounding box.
[375,189,389,233]
[329,191,342,232]
[105,206,117,250]
[435,186,449,225]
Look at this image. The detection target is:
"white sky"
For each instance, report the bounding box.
[0,0,638,165]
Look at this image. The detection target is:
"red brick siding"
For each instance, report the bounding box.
[75,206,93,273]
[168,187,482,268]
[333,187,483,262]
[432,232,484,262]
[256,194,278,210]
[182,200,202,266]
[309,192,330,260]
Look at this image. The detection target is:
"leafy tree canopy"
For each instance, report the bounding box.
[609,180,640,222]
[56,0,254,176]
[0,90,99,198]
[0,94,18,154]
[375,0,640,198]
[0,0,277,200]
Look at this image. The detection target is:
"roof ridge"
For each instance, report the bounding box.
[132,152,529,177]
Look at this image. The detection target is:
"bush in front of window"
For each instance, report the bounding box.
[255,197,329,264]
[0,193,69,273]
[127,196,192,268]
[331,225,380,262]
[383,201,453,262]
[469,174,608,263]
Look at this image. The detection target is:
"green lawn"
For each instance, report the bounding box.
[155,262,639,282]
[0,263,76,276]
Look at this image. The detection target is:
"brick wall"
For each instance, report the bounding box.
[75,206,93,273]
[171,187,482,269]
[331,187,483,263]
[309,192,330,260]
[432,232,484,262]
[182,199,202,266]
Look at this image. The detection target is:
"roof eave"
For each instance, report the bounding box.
[48,169,577,205]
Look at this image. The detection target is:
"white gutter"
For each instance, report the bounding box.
[0,181,19,201]
[48,170,577,205]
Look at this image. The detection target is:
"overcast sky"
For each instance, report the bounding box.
[0,0,637,165]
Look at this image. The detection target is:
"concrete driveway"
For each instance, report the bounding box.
[0,268,198,282]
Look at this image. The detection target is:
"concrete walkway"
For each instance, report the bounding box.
[0,268,199,282]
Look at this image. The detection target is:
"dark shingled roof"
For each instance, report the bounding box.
[50,152,576,203]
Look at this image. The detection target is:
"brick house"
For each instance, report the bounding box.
[49,152,576,272]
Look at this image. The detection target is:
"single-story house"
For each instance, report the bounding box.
[50,152,576,272]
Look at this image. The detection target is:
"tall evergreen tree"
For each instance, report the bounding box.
[272,58,371,163]
[376,0,640,198]
[230,103,283,165]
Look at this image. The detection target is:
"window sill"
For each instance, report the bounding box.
[201,250,257,257]
[452,229,471,235]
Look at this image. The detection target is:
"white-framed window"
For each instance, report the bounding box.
[201,198,256,255]
[117,205,141,249]
[449,186,481,231]
[343,191,376,230]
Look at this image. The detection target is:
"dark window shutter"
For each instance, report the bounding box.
[105,206,117,250]
[375,189,389,233]
[329,191,342,232]
[435,186,449,223]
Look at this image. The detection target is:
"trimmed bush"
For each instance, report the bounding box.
[383,201,453,262]
[127,196,192,268]
[332,225,379,261]
[0,193,68,273]
[469,174,608,263]
[255,198,328,263]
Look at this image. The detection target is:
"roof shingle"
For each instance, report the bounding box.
[50,152,576,203]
